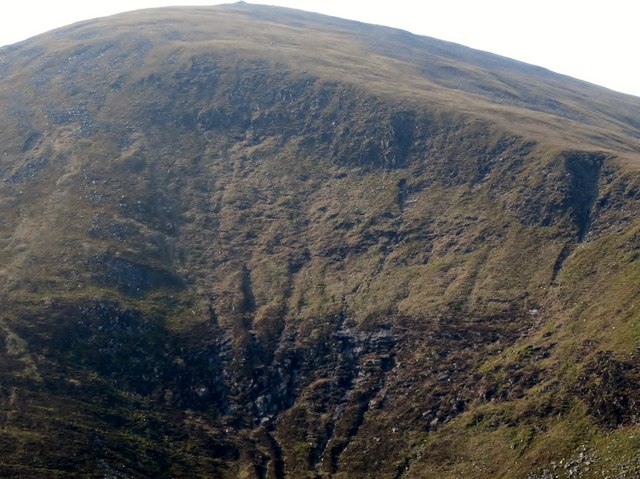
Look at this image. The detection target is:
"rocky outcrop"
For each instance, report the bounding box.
[1,4,640,478]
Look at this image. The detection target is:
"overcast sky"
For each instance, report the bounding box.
[1,1,638,97]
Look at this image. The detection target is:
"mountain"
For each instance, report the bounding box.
[0,2,639,478]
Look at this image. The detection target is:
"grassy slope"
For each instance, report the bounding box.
[0,3,639,478]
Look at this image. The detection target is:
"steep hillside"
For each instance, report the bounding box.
[0,3,639,478]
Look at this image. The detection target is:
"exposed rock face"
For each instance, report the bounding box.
[0,3,640,478]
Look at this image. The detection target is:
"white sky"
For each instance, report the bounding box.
[1,1,639,97]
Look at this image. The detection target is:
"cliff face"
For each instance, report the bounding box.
[1,3,639,478]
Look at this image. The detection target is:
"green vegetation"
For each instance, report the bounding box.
[0,2,639,477]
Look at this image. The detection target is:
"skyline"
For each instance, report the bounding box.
[1,1,638,97]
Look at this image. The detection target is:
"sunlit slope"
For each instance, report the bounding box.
[0,3,638,478]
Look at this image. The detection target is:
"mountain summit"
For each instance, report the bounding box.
[0,3,639,478]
